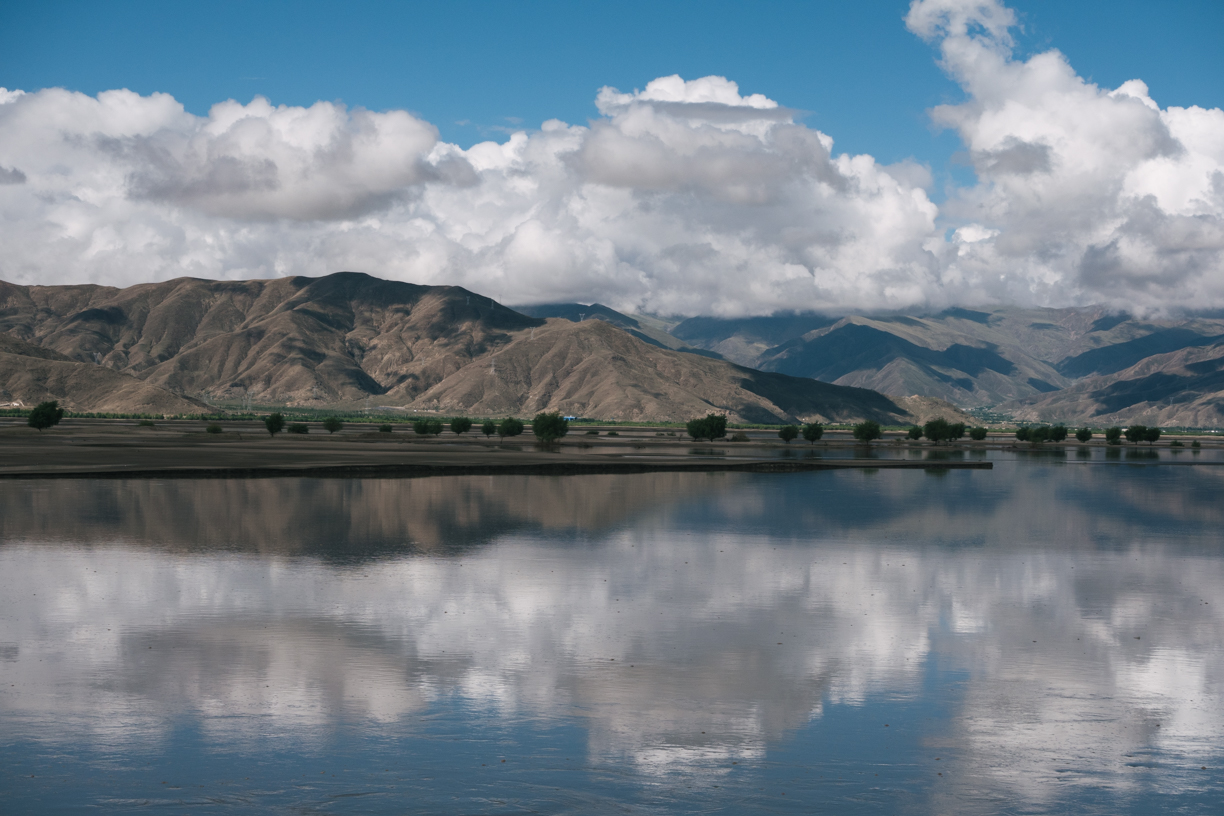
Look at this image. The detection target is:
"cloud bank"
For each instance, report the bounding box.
[0,0,1220,316]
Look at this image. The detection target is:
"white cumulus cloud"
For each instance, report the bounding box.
[0,0,1221,316]
[908,0,1224,311]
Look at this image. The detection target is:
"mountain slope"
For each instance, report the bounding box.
[666,307,1224,423]
[406,318,913,424]
[1005,342,1224,427]
[0,273,928,423]
[0,333,206,414]
[516,303,723,358]
[0,273,540,406]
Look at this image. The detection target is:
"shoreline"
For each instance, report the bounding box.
[0,458,993,480]
[0,418,1002,478]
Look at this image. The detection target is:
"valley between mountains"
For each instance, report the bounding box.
[2,270,1222,427]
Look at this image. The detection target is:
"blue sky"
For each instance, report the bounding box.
[2,0,1220,177]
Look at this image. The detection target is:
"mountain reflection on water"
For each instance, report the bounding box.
[1,454,1222,814]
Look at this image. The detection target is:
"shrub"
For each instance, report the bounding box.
[497,417,524,439]
[778,425,799,443]
[606,430,619,437]
[852,420,881,443]
[1104,426,1123,445]
[138,419,155,427]
[287,423,309,434]
[585,429,600,435]
[907,426,923,440]
[322,416,343,434]
[481,419,497,437]
[803,423,825,443]
[685,414,728,441]
[27,401,65,432]
[413,418,443,436]
[1075,427,1092,443]
[1170,440,1184,448]
[969,426,988,441]
[730,431,750,442]
[450,416,473,435]
[379,424,393,433]
[532,411,569,442]
[264,412,285,437]
[205,423,223,434]
[1192,440,1202,449]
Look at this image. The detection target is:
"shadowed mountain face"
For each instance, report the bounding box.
[1055,329,1224,378]
[671,307,1224,424]
[0,274,914,423]
[671,313,837,364]
[1007,342,1224,426]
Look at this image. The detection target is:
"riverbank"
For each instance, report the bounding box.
[0,418,999,478]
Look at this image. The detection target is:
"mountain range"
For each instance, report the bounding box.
[6,271,1221,426]
[529,302,1224,427]
[0,273,939,425]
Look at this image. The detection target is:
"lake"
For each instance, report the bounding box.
[1,448,1221,814]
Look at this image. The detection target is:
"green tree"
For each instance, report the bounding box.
[450,416,473,435]
[378,424,393,433]
[27,400,65,432]
[1028,426,1050,444]
[1075,427,1092,443]
[413,418,443,436]
[1124,424,1147,444]
[950,422,966,440]
[322,416,343,434]
[802,423,824,444]
[264,412,285,437]
[481,419,497,437]
[1050,424,1068,443]
[923,418,954,443]
[532,411,569,442]
[1144,426,1161,445]
[685,414,728,442]
[852,420,881,444]
[498,417,524,439]
[1015,427,1030,442]
[778,425,799,443]
[1104,426,1123,445]
[206,423,223,435]
[969,426,988,441]
[907,426,923,440]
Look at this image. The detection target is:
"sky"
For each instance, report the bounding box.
[0,0,1222,316]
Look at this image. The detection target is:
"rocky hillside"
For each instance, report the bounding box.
[0,334,204,414]
[0,273,931,424]
[664,307,1224,426]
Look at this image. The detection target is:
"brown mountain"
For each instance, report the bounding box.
[1003,342,1224,427]
[0,273,928,423]
[0,333,204,414]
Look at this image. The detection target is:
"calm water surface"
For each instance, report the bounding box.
[1,449,1222,814]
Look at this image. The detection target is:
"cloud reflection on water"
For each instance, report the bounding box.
[0,461,1222,809]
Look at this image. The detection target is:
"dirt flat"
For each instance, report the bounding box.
[0,419,992,478]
